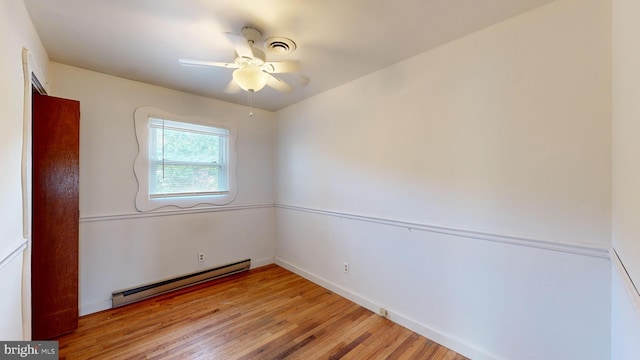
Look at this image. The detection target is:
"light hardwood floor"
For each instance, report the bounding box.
[55,264,469,359]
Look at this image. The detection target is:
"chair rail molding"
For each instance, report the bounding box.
[276,204,609,259]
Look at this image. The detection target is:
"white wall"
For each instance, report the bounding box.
[611,0,640,357]
[0,0,49,340]
[611,254,640,359]
[275,0,611,359]
[49,63,277,315]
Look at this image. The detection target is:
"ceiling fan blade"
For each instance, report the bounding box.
[224,79,242,94]
[224,32,254,59]
[179,58,238,69]
[266,74,293,93]
[263,61,301,74]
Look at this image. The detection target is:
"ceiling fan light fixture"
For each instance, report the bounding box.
[232,64,268,92]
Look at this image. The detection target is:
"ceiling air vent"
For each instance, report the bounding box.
[264,37,297,55]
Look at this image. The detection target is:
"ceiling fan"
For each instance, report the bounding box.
[179,26,306,94]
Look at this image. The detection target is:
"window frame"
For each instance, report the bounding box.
[134,107,238,211]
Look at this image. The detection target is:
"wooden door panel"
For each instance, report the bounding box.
[32,92,80,340]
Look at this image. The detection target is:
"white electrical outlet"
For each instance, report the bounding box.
[198,252,205,262]
[343,262,350,274]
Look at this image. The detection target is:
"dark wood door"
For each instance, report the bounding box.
[31,92,80,340]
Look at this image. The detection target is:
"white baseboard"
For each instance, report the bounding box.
[274,256,495,360]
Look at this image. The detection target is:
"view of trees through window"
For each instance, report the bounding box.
[149,119,228,196]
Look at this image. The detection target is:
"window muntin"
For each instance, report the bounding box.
[134,107,237,211]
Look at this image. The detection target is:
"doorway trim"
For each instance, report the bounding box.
[21,47,48,340]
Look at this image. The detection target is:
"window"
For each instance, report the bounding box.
[134,107,237,211]
[148,118,228,197]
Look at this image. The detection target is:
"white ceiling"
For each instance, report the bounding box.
[24,0,554,111]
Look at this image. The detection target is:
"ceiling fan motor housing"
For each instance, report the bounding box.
[241,26,263,44]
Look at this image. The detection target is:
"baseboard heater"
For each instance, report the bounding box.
[112,259,251,308]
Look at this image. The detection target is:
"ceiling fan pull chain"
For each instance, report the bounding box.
[248,92,254,117]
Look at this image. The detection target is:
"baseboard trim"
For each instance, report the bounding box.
[276,204,609,259]
[275,257,495,360]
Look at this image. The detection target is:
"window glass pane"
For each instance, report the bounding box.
[153,128,220,163]
[150,163,221,195]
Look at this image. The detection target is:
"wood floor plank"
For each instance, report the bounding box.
[55,265,469,359]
